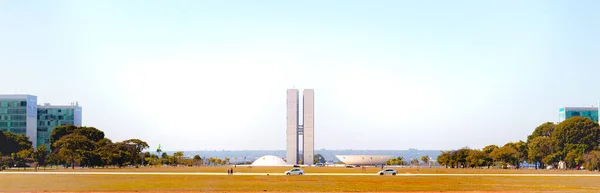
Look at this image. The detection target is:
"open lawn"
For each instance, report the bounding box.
[1,173,600,192]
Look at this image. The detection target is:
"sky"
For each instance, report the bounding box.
[1,0,599,151]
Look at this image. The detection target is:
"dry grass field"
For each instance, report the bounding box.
[2,173,600,192]
[2,166,600,192]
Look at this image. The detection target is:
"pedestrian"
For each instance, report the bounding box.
[231,168,234,175]
[227,168,231,175]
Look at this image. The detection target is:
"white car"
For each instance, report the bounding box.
[285,168,304,175]
[377,169,397,175]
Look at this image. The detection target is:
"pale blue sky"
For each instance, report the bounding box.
[1,1,599,151]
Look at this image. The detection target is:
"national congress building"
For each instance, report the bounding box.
[286,89,314,165]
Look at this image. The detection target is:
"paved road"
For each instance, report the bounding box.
[3,171,600,177]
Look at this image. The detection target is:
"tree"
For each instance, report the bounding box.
[490,145,518,168]
[564,148,584,169]
[453,148,470,168]
[0,132,6,153]
[50,125,78,149]
[75,127,105,142]
[466,149,486,168]
[53,134,95,169]
[410,158,420,166]
[583,150,600,171]
[528,122,556,142]
[420,155,430,167]
[437,151,452,168]
[122,139,149,166]
[0,131,33,155]
[482,145,499,167]
[527,136,555,169]
[14,148,33,169]
[193,155,202,166]
[33,144,48,170]
[504,141,527,168]
[173,151,184,165]
[386,156,404,165]
[313,154,326,164]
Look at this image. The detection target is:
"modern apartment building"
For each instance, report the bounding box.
[558,107,599,123]
[0,95,38,148]
[37,103,82,150]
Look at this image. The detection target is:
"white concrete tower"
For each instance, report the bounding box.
[302,89,314,165]
[286,89,299,164]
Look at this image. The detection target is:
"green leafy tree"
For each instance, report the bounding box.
[103,142,134,168]
[504,141,527,168]
[527,136,555,169]
[0,131,33,155]
[583,150,600,171]
[490,145,518,168]
[75,127,105,142]
[553,117,600,154]
[420,155,430,167]
[527,122,556,142]
[410,158,420,166]
[437,151,452,168]
[466,149,486,168]
[564,149,584,168]
[542,152,562,168]
[50,125,78,149]
[482,145,499,167]
[173,151,184,165]
[33,144,48,170]
[14,149,33,169]
[54,134,95,169]
[313,154,326,164]
[453,148,470,168]
[122,139,149,165]
[386,156,404,165]
[193,155,202,166]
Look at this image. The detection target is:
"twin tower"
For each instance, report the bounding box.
[286,89,314,165]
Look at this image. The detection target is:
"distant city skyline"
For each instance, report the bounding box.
[1,1,600,151]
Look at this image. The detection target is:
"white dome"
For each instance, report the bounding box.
[251,155,288,166]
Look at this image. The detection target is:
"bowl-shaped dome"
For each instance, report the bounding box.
[251,155,288,166]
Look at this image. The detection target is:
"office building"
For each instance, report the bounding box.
[558,107,599,123]
[37,103,82,150]
[286,89,314,165]
[0,95,38,148]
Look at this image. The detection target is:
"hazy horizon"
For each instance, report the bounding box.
[1,1,599,151]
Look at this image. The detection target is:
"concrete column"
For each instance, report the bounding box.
[303,89,314,165]
[286,89,299,164]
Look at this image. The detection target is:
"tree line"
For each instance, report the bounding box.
[0,125,153,170]
[436,117,600,171]
[0,125,249,170]
[386,155,430,166]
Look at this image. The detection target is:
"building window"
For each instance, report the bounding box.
[20,101,27,107]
